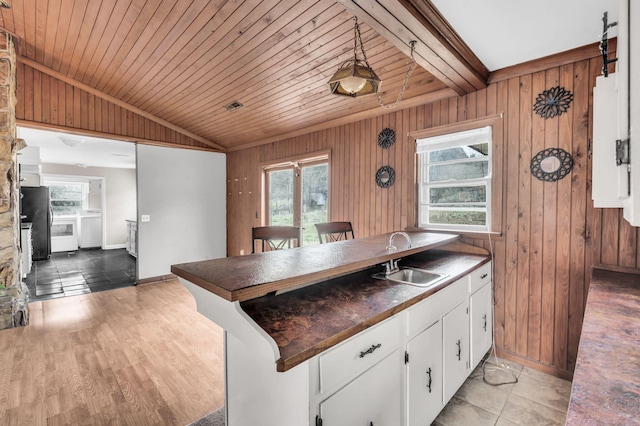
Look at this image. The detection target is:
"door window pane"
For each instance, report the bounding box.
[301,164,328,246]
[268,169,294,226]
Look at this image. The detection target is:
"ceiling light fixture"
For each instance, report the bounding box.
[59,136,85,147]
[328,17,417,109]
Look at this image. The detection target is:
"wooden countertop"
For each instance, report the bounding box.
[171,231,459,302]
[566,265,640,425]
[240,250,490,371]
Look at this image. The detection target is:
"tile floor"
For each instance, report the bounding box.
[434,356,572,426]
[25,248,137,301]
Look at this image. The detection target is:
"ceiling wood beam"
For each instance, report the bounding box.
[16,55,227,152]
[336,0,489,96]
[227,87,457,152]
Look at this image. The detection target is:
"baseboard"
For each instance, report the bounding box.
[494,348,573,381]
[103,244,127,250]
[137,274,178,285]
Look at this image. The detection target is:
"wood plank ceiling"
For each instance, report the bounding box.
[0,0,485,152]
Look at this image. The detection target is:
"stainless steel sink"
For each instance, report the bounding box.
[372,267,448,288]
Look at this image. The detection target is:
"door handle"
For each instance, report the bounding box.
[482,314,487,331]
[456,340,461,361]
[426,367,432,393]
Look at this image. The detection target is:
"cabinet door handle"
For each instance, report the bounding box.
[480,273,488,279]
[456,339,461,361]
[482,314,487,331]
[426,367,432,393]
[359,343,382,358]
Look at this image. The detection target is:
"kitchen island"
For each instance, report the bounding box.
[172,231,492,426]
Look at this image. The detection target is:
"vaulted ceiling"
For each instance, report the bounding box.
[0,0,491,152]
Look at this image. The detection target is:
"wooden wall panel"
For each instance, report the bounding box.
[226,52,639,378]
[15,63,210,149]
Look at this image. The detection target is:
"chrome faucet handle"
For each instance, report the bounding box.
[382,258,400,276]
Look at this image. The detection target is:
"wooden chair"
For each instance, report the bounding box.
[315,221,355,244]
[252,226,301,253]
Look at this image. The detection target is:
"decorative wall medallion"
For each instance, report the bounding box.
[375,166,395,188]
[533,86,573,119]
[377,128,396,149]
[530,148,574,182]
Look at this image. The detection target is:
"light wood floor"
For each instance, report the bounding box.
[0,279,224,425]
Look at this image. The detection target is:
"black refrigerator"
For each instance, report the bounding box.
[20,186,51,260]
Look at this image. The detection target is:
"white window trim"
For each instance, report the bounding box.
[417,126,492,233]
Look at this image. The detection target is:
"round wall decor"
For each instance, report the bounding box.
[533,86,573,119]
[530,148,574,182]
[375,166,395,188]
[377,128,396,149]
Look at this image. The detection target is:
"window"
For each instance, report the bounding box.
[264,155,329,246]
[417,126,492,232]
[49,182,86,216]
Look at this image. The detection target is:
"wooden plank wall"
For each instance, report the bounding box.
[227,54,640,377]
[15,63,208,149]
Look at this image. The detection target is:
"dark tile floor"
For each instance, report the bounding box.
[25,248,137,301]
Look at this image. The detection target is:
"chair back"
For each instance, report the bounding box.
[252,226,300,253]
[315,221,355,244]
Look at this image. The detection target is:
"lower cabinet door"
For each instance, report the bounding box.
[442,301,470,404]
[406,321,443,426]
[319,350,401,426]
[471,282,493,368]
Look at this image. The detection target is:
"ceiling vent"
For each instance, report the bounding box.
[224,101,244,112]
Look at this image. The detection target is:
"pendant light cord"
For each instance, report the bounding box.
[377,41,417,109]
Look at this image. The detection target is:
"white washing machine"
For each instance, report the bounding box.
[79,210,103,248]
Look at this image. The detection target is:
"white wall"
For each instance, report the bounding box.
[41,164,136,247]
[136,145,226,280]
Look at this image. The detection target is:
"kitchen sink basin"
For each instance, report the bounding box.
[372,267,448,288]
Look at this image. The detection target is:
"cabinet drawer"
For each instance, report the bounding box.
[407,277,467,338]
[469,261,492,294]
[319,316,400,393]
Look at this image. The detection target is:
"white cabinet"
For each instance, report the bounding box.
[125,220,137,257]
[319,351,402,426]
[312,261,493,426]
[592,0,640,224]
[443,301,470,403]
[470,282,493,368]
[406,320,443,426]
[20,226,33,278]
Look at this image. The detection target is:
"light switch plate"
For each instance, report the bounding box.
[141,214,150,222]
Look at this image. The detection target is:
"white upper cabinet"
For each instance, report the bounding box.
[593,0,640,225]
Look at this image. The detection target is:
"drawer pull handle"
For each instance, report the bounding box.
[482,314,487,331]
[456,339,461,361]
[359,343,382,358]
[480,273,488,279]
[426,367,433,393]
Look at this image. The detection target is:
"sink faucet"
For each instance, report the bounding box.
[387,231,412,253]
[383,258,400,276]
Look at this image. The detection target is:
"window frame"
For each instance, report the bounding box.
[411,116,501,234]
[48,181,88,216]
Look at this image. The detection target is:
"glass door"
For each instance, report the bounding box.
[265,156,328,246]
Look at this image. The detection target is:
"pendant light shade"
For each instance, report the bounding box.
[328,60,380,97]
[328,16,417,107]
[328,17,381,98]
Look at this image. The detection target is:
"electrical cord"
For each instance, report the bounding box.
[480,230,519,387]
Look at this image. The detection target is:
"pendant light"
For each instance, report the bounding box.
[328,17,380,98]
[328,17,417,109]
